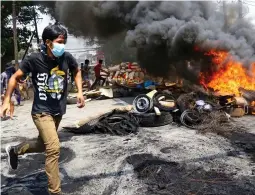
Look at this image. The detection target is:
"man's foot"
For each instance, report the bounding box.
[5,145,18,170]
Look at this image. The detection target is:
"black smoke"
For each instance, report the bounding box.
[41,1,255,80]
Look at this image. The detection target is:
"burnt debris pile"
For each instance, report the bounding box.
[126,153,255,195]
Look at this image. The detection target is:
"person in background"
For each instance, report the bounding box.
[82,59,91,90]
[1,67,15,119]
[1,70,8,95]
[90,59,108,90]
[5,64,16,80]
[80,62,84,73]
[5,64,23,106]
[18,74,30,100]
[1,23,84,195]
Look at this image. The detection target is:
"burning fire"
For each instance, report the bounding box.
[199,50,255,96]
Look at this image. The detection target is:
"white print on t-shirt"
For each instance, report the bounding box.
[36,66,65,101]
[46,66,65,100]
[37,73,48,101]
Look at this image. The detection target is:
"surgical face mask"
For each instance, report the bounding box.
[51,42,65,57]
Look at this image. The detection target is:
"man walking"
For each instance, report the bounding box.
[1,23,84,195]
[90,59,108,90]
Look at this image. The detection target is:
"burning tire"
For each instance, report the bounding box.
[133,112,173,127]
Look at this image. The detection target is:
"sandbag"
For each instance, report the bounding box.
[139,72,145,80]
[229,108,246,117]
[108,65,120,72]
[129,72,135,80]
[233,97,248,106]
[114,71,120,78]
[134,72,139,79]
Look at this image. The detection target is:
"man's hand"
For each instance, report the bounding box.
[73,68,84,108]
[1,69,24,118]
[0,100,12,118]
[76,93,85,108]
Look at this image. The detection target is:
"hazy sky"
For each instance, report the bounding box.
[37,14,87,50]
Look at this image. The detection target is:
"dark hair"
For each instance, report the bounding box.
[85,59,90,64]
[42,23,68,44]
[99,59,103,64]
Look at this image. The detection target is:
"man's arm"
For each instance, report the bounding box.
[73,68,85,108]
[3,69,24,103]
[66,52,85,108]
[73,68,83,95]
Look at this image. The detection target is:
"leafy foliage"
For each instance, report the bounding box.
[1,1,48,70]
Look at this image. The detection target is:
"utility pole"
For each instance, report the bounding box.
[238,0,243,19]
[32,6,40,46]
[12,0,19,69]
[22,31,35,60]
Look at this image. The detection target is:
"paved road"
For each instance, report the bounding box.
[1,99,255,195]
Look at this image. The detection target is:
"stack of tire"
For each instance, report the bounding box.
[131,92,177,127]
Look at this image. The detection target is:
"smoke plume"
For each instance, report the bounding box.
[48,1,255,80]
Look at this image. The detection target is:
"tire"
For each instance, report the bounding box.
[95,112,139,135]
[133,94,153,113]
[133,112,173,127]
[67,97,77,104]
[180,109,206,129]
[152,92,176,111]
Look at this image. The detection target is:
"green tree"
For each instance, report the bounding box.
[1,1,48,71]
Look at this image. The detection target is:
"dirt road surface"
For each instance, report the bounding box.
[1,98,255,195]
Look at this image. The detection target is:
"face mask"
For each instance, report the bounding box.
[51,42,65,57]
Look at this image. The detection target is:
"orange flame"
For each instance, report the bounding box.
[199,50,255,96]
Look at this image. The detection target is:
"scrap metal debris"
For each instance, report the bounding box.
[65,85,253,136]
